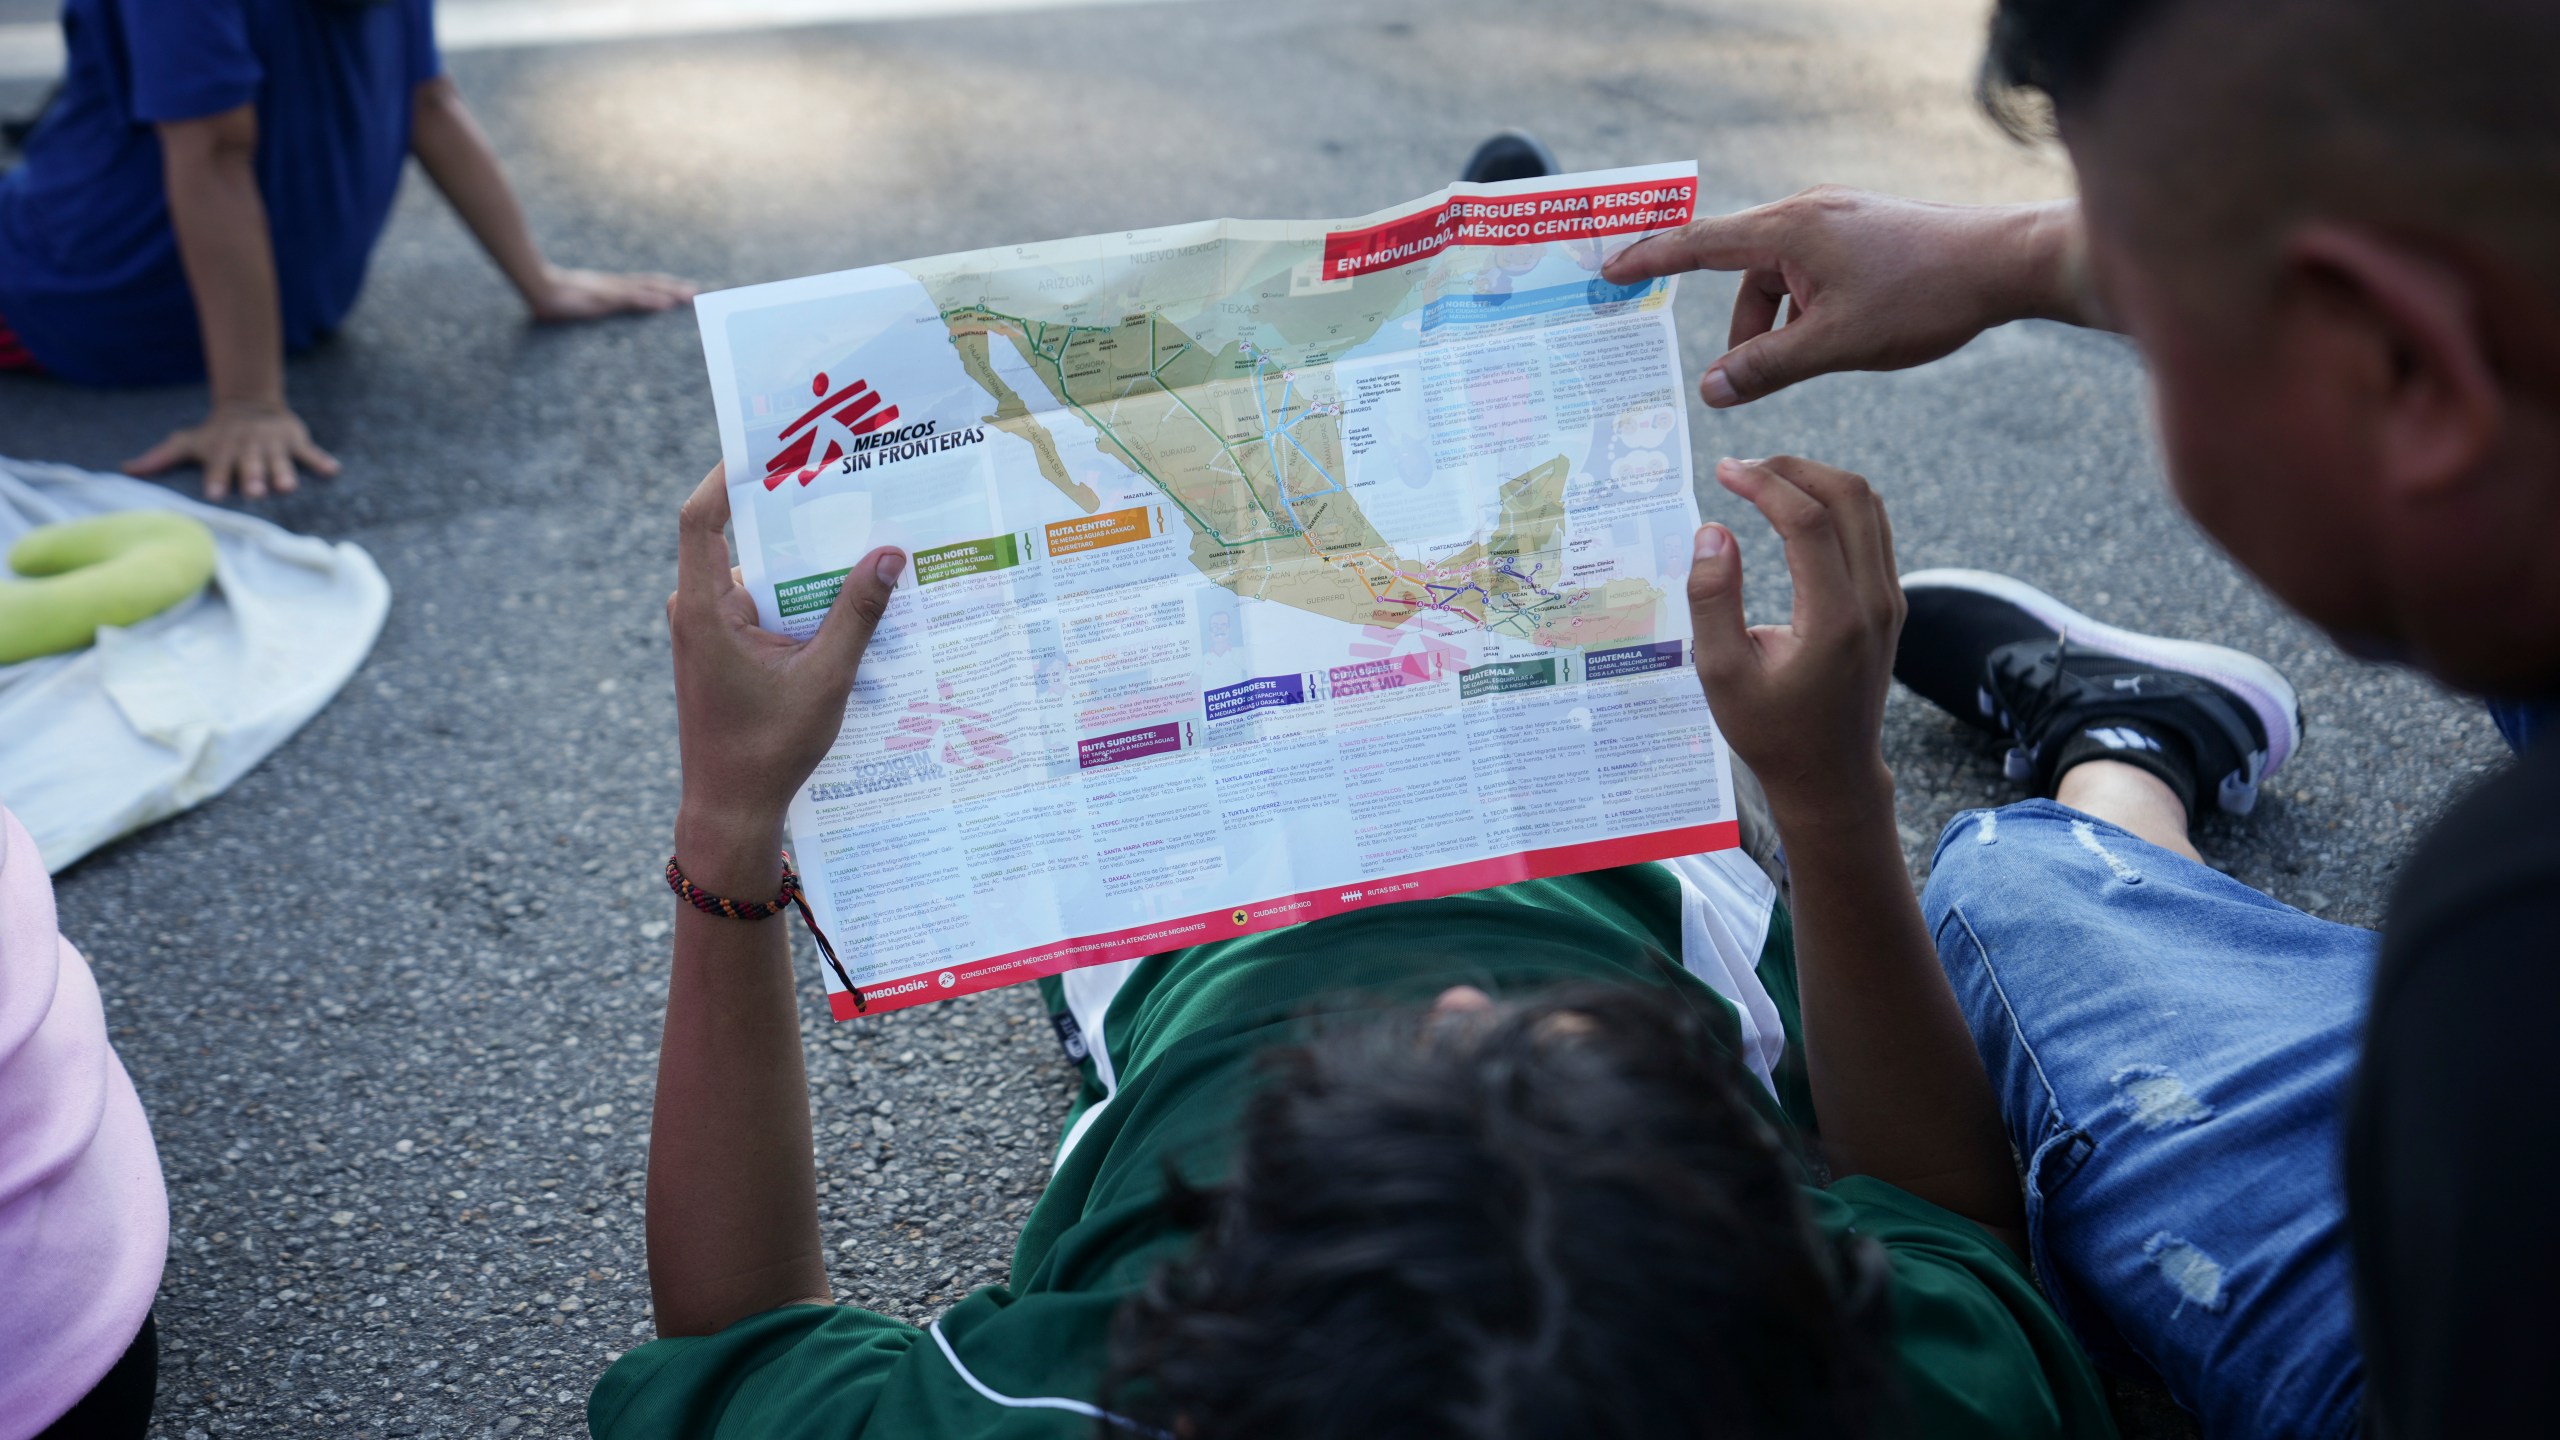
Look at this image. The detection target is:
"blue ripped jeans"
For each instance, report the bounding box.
[1924,802,2371,1440]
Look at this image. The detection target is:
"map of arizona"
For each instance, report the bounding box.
[696,162,1736,1016]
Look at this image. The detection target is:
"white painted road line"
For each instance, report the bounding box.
[0,0,1197,82]
[0,25,58,80]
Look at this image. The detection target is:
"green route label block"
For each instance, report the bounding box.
[1460,657,1563,699]
[775,568,852,618]
[914,533,1023,585]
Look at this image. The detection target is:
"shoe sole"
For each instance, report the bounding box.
[1898,568,2304,777]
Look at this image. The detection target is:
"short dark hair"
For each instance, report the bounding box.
[1977,0,2168,138]
[1106,985,1897,1439]
[1979,0,2560,297]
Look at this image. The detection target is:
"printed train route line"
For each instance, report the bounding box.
[937,295,1661,648]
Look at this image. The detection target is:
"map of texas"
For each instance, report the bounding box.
[925,260,1659,650]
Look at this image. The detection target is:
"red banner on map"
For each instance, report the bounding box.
[822,819,1741,1019]
[1320,178,1698,279]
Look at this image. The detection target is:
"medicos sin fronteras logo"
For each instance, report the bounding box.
[761,370,905,490]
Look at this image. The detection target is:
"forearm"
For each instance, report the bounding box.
[161,127,286,406]
[1774,775,2025,1241]
[645,804,832,1337]
[408,77,550,302]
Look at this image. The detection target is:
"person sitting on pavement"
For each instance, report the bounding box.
[0,799,167,1440]
[1598,0,2560,1434]
[0,0,695,500]
[588,459,2121,1440]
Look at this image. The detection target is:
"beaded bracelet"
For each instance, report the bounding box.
[664,852,865,1012]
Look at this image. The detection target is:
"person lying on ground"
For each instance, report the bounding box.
[1895,563,2358,1440]
[0,0,695,501]
[0,799,166,1440]
[1602,2,2560,1433]
[589,458,2121,1440]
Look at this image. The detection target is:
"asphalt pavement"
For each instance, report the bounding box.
[0,0,2510,1434]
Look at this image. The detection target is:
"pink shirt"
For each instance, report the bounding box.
[0,805,165,1439]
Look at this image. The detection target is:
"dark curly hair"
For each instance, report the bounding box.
[1104,984,1898,1439]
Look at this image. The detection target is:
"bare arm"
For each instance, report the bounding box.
[160,105,281,411]
[409,76,695,321]
[1686,457,2025,1250]
[646,809,831,1337]
[1780,786,2023,1244]
[1604,189,2107,409]
[648,464,904,1337]
[129,103,338,499]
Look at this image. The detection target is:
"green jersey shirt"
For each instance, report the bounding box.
[591,865,2115,1439]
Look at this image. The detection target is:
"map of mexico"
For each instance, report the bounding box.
[937,301,1659,647]
[694,162,1737,1016]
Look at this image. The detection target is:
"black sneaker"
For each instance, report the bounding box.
[1461,130,1559,185]
[1895,569,2303,816]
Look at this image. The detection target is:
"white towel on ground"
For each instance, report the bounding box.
[0,457,390,872]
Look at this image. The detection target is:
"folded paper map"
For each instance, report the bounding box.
[694,161,1737,1017]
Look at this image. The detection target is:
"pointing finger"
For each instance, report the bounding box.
[1601,206,1788,284]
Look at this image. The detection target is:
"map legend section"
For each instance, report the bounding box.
[1206,674,1306,721]
[1461,657,1563,699]
[914,533,1023,584]
[1078,722,1190,769]
[773,566,851,618]
[1045,507,1151,557]
[1587,640,1686,679]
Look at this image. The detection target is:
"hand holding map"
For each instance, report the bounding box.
[694,162,1738,1016]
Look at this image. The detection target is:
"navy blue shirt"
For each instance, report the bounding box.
[0,0,440,386]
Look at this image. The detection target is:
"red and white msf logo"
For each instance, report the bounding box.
[763,371,904,490]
